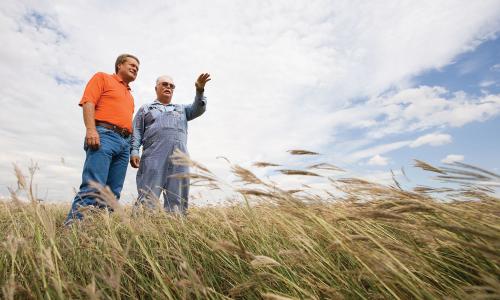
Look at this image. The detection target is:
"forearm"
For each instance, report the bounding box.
[130,134,142,157]
[82,102,97,130]
[188,73,210,120]
[130,109,144,157]
[186,90,207,120]
[81,102,100,149]
[195,89,205,103]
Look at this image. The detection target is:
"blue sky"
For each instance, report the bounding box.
[417,37,500,95]
[352,37,500,182]
[0,1,499,202]
[384,37,500,172]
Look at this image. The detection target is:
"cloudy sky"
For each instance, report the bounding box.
[1,0,499,204]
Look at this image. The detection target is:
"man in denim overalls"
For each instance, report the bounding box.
[130,73,210,213]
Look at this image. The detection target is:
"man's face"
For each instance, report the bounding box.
[155,76,175,103]
[117,57,139,83]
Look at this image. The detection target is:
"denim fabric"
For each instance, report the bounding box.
[66,126,130,223]
[130,91,206,157]
[130,92,206,213]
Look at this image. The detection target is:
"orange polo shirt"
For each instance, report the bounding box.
[79,72,135,132]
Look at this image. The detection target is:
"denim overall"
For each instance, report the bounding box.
[133,95,206,213]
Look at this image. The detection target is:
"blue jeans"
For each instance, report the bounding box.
[66,126,130,223]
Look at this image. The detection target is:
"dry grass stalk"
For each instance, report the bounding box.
[414,159,446,174]
[360,210,407,221]
[170,172,221,190]
[307,163,344,172]
[169,172,216,183]
[391,204,435,214]
[278,169,320,177]
[336,178,374,185]
[210,240,255,260]
[12,163,27,190]
[429,223,498,241]
[437,236,500,258]
[228,281,257,297]
[1,156,499,299]
[170,148,212,174]
[250,255,280,268]
[439,168,490,180]
[287,149,319,155]
[261,292,297,300]
[413,186,455,193]
[88,181,120,212]
[253,161,281,167]
[449,162,500,179]
[237,189,274,198]
[232,165,264,185]
[83,277,101,300]
[348,235,371,242]
[2,274,16,300]
[7,188,22,205]
[285,189,303,194]
[278,249,305,258]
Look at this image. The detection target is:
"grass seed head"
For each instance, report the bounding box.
[262,292,297,300]
[278,169,320,177]
[287,149,320,155]
[253,161,281,167]
[250,255,281,268]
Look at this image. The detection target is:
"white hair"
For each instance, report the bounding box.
[156,75,174,85]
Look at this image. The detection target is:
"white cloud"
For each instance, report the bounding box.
[410,133,452,148]
[479,80,496,87]
[441,154,465,164]
[358,170,402,186]
[348,141,410,162]
[345,131,452,164]
[367,155,389,166]
[1,1,500,201]
[330,86,500,144]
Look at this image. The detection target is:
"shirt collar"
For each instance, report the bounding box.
[112,74,131,91]
[153,99,174,105]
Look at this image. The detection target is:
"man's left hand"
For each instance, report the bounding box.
[195,73,211,91]
[130,156,140,168]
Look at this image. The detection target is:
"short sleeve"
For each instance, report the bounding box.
[79,72,105,106]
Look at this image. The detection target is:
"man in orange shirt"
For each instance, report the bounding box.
[65,54,140,224]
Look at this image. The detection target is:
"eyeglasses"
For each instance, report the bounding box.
[160,82,176,89]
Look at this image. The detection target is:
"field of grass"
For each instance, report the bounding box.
[1,156,499,299]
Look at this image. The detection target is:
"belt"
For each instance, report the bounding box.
[95,121,131,138]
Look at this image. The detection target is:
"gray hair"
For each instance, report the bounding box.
[156,75,174,85]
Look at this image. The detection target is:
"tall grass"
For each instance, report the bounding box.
[1,154,499,299]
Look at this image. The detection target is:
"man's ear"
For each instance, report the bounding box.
[117,63,123,72]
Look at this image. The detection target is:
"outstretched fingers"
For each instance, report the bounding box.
[197,73,211,84]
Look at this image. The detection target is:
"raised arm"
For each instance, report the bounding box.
[186,73,211,121]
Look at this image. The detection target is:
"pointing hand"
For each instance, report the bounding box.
[195,73,211,91]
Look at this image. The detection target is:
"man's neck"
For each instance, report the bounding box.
[116,73,131,84]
